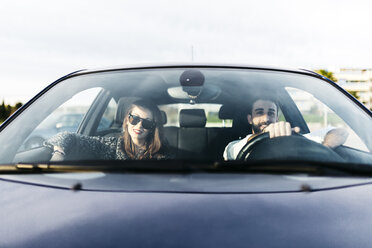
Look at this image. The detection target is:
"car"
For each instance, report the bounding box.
[22,112,111,149]
[0,64,372,247]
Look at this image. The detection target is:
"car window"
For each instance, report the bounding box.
[286,87,368,152]
[159,104,233,127]
[97,98,116,132]
[19,88,102,150]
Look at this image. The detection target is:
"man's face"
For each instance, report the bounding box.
[247,100,278,134]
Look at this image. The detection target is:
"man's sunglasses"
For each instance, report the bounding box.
[128,114,155,130]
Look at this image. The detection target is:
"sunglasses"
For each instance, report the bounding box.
[128,114,155,130]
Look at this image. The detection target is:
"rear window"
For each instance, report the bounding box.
[159,104,232,127]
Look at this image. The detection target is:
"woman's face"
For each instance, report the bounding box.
[127,106,154,144]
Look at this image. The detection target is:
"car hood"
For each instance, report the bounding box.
[1,174,372,247]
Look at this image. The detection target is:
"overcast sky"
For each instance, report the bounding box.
[1,0,372,104]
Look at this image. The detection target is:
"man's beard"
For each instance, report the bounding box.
[252,122,270,134]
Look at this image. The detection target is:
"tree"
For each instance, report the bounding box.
[0,101,23,122]
[314,69,338,82]
[348,91,359,99]
[0,101,6,122]
[315,69,362,101]
[11,102,23,115]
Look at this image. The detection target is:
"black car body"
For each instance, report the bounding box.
[1,64,372,247]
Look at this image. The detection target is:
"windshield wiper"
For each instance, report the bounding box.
[1,160,372,176]
[219,160,372,176]
[0,160,219,174]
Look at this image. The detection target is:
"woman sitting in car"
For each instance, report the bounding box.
[46,99,170,160]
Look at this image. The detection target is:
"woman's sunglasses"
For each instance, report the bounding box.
[128,114,155,130]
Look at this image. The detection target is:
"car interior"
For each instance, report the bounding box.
[100,97,252,160]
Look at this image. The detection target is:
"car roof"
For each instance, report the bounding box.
[65,63,322,79]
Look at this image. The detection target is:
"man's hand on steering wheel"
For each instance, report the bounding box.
[263,121,300,138]
[236,122,302,161]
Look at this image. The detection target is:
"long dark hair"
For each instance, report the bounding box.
[122,99,166,159]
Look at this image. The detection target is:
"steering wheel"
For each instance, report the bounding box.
[236,132,344,162]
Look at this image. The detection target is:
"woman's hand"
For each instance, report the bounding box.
[51,146,65,161]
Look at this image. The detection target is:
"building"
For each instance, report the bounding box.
[333,68,372,110]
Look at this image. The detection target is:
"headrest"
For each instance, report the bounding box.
[218,105,235,119]
[115,97,166,125]
[179,109,206,127]
[219,104,252,136]
[115,97,140,124]
[160,111,167,125]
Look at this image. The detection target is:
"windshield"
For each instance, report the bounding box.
[0,67,371,167]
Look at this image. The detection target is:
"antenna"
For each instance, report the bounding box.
[191,45,194,62]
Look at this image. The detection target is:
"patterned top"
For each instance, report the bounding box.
[45,132,169,160]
